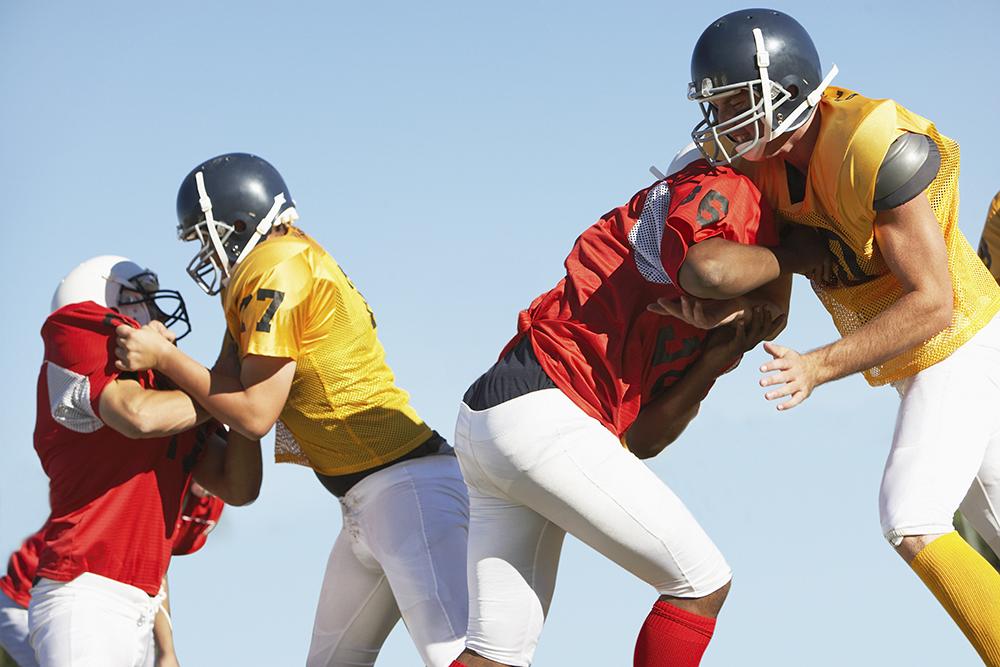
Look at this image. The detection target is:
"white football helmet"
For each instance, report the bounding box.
[51,255,191,339]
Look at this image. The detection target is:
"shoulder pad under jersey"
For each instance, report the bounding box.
[873,132,940,211]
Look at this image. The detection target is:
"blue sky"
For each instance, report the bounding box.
[1,1,998,665]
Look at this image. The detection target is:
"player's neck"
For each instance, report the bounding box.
[782,110,821,174]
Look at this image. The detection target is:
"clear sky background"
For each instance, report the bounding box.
[1,1,998,665]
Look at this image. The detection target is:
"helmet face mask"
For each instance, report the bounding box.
[114,270,192,340]
[180,216,238,296]
[690,78,793,164]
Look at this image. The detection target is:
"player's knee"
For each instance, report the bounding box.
[658,577,731,618]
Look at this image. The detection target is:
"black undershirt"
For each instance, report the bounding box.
[463,335,556,411]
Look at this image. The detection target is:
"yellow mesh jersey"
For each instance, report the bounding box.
[740,86,1000,385]
[222,227,432,475]
[977,191,1000,282]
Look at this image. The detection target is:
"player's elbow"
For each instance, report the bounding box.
[678,257,732,299]
[929,293,954,333]
[235,416,275,441]
[112,402,164,439]
[223,483,260,507]
[920,285,954,335]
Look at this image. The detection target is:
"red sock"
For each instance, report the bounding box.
[449,662,469,667]
[633,600,717,667]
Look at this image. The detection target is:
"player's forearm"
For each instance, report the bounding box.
[806,287,953,386]
[156,346,274,439]
[679,240,783,299]
[194,432,262,506]
[102,385,208,439]
[626,360,719,458]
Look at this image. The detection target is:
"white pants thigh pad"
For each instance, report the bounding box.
[0,589,37,667]
[455,388,731,667]
[28,573,161,667]
[307,454,469,667]
[881,315,1000,549]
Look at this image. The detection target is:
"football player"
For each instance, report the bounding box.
[674,8,1000,663]
[977,191,1000,282]
[27,256,262,667]
[0,490,224,667]
[113,154,470,667]
[447,159,830,667]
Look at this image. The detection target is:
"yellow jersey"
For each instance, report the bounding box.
[740,87,1000,385]
[977,191,1000,282]
[222,226,433,475]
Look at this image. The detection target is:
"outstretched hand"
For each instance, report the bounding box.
[114,323,174,372]
[759,342,820,411]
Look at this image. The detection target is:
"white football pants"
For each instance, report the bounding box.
[454,388,731,667]
[28,573,163,667]
[0,589,37,667]
[306,453,469,667]
[881,314,1000,556]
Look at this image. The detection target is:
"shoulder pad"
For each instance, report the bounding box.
[873,133,940,211]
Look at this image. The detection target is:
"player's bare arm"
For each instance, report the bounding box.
[192,427,262,507]
[98,377,208,439]
[627,306,780,458]
[760,193,953,410]
[649,274,792,340]
[114,324,295,440]
[678,225,832,299]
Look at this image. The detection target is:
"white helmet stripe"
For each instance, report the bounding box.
[195,171,230,276]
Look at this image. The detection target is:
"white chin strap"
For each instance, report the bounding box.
[195,171,230,277]
[233,193,287,266]
[739,27,839,161]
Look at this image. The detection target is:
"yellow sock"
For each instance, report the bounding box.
[910,531,1000,666]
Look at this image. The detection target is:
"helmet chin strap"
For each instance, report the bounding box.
[233,194,287,266]
[195,171,230,278]
[772,63,839,136]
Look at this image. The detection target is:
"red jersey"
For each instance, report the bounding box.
[0,488,223,608]
[505,161,776,436]
[0,528,45,607]
[33,302,208,596]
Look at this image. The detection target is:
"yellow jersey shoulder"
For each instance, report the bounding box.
[222,229,337,360]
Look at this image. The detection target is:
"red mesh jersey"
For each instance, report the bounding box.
[34,301,208,595]
[504,161,776,436]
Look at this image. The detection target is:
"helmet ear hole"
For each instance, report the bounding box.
[233,219,248,233]
[778,76,803,102]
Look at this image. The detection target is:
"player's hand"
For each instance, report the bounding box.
[114,324,173,372]
[148,320,178,345]
[782,226,837,286]
[759,342,819,411]
[701,306,783,371]
[648,294,747,330]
